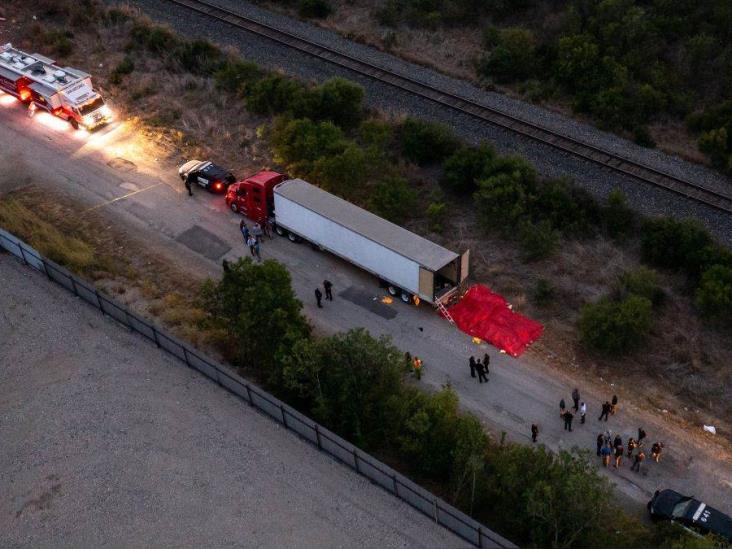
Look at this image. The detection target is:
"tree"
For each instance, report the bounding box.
[441,143,495,194]
[519,220,559,261]
[400,118,459,165]
[281,329,408,447]
[640,218,713,277]
[311,143,370,198]
[269,117,347,169]
[480,27,537,82]
[308,78,365,129]
[200,258,310,382]
[695,265,732,323]
[579,295,653,354]
[616,267,665,306]
[369,176,418,224]
[473,157,537,232]
[602,189,635,240]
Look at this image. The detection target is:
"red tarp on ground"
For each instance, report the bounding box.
[444,284,543,357]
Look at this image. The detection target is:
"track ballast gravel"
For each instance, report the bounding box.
[0,254,467,549]
[123,0,731,245]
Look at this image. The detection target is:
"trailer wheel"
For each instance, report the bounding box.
[287,232,299,243]
[387,285,398,297]
[275,225,286,237]
[230,202,239,213]
[400,291,412,304]
[70,118,79,130]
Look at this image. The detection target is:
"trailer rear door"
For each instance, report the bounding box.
[418,267,434,302]
[460,250,470,282]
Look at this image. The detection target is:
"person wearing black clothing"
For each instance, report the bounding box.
[469,356,476,378]
[599,401,611,421]
[638,427,647,444]
[314,288,323,308]
[531,424,538,443]
[563,411,574,431]
[571,388,580,412]
[611,394,619,415]
[323,280,333,300]
[596,433,604,456]
[560,399,566,415]
[613,434,622,449]
[185,173,195,196]
[477,361,488,383]
[483,353,490,369]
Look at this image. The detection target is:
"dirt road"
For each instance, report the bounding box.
[1,102,730,518]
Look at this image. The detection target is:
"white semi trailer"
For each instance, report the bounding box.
[273,178,469,305]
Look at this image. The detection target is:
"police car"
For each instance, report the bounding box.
[648,489,732,541]
[178,160,236,193]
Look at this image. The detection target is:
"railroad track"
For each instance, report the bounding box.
[166,0,732,215]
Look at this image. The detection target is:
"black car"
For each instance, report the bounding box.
[648,489,732,541]
[178,160,236,193]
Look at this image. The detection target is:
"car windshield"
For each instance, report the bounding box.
[79,96,105,116]
[672,499,694,518]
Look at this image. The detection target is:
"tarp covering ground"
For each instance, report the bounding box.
[445,284,543,357]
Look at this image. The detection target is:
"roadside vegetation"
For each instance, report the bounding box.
[262,0,732,169]
[3,2,732,545]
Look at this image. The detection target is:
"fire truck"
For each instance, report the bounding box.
[0,43,112,130]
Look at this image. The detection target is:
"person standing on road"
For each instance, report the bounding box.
[240,220,249,243]
[597,433,604,456]
[613,434,622,449]
[469,356,476,378]
[572,388,580,412]
[263,217,272,238]
[580,402,587,424]
[601,444,612,467]
[627,437,638,458]
[631,450,646,472]
[483,353,490,371]
[185,173,195,196]
[614,442,624,468]
[560,399,566,415]
[599,401,611,421]
[563,410,574,432]
[247,235,257,257]
[651,442,664,462]
[314,288,323,308]
[323,280,333,301]
[477,360,488,383]
[252,222,263,242]
[638,428,647,444]
[253,239,261,261]
[611,395,619,415]
[412,356,423,380]
[531,424,538,443]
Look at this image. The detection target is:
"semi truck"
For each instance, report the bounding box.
[272,178,469,306]
[0,43,112,130]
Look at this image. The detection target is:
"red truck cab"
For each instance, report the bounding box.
[225,170,287,223]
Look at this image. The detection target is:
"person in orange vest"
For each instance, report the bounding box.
[412,356,423,380]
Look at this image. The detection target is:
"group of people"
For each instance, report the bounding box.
[240,219,271,261]
[314,280,334,308]
[597,428,664,473]
[468,355,490,384]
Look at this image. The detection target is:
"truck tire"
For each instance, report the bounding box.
[230,202,239,213]
[400,291,412,304]
[287,232,299,243]
[275,225,286,237]
[387,285,398,297]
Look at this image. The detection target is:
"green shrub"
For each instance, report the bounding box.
[533,178,601,237]
[308,78,365,129]
[104,7,131,25]
[640,218,713,277]
[130,22,180,53]
[357,119,395,150]
[519,220,559,261]
[369,176,418,224]
[214,59,263,94]
[617,267,664,306]
[473,157,536,231]
[426,201,447,233]
[602,189,635,240]
[479,27,537,83]
[441,143,495,194]
[44,30,75,57]
[533,278,555,307]
[298,0,333,18]
[311,144,370,197]
[695,265,732,322]
[247,75,309,116]
[270,117,347,167]
[173,39,225,75]
[110,55,135,84]
[579,295,653,354]
[400,118,459,165]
